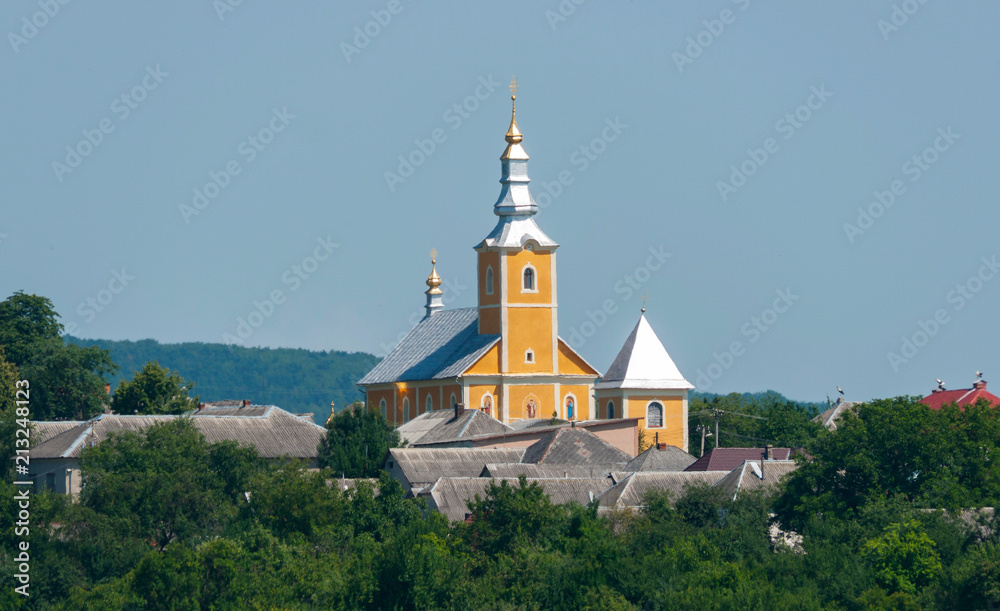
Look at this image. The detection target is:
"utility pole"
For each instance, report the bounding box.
[714,409,723,450]
[696,424,711,457]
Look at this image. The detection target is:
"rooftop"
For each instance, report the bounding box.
[624,444,697,472]
[684,447,792,472]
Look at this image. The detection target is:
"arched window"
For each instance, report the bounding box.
[606,400,615,420]
[485,266,494,295]
[402,397,410,423]
[450,393,458,409]
[380,398,387,420]
[524,349,534,363]
[565,395,576,420]
[522,266,536,292]
[646,401,663,428]
[425,394,433,413]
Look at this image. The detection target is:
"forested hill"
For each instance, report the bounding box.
[65,336,380,421]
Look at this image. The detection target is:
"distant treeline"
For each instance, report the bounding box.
[66,336,380,421]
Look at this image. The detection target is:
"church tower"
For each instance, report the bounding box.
[359,82,600,426]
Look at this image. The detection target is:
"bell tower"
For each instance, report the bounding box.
[476,80,559,377]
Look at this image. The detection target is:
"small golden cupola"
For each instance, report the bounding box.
[424,248,444,319]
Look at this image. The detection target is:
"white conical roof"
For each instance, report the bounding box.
[595,314,693,390]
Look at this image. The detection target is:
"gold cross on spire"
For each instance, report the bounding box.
[430,247,437,263]
[509,76,518,99]
[640,291,648,313]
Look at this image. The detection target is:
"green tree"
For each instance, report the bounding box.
[862,520,941,595]
[112,361,199,415]
[319,402,401,477]
[80,419,240,549]
[0,291,63,367]
[0,292,117,420]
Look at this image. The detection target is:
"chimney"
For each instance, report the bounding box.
[242,399,250,407]
[974,379,988,390]
[454,402,465,419]
[656,443,667,450]
[765,444,773,460]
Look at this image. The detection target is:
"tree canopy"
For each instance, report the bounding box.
[0,292,117,420]
[112,361,199,415]
[318,402,402,477]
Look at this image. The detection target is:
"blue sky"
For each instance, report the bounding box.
[2,1,998,402]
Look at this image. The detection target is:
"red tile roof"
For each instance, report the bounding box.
[920,384,1000,410]
[684,447,791,472]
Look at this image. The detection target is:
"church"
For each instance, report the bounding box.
[358,84,694,451]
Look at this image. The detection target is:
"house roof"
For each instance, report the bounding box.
[597,471,729,508]
[624,445,697,472]
[594,313,693,390]
[385,447,525,487]
[32,420,85,446]
[480,463,616,479]
[421,477,613,522]
[684,447,791,472]
[920,382,1000,410]
[397,408,512,446]
[813,399,859,431]
[29,405,326,460]
[521,427,632,466]
[712,460,798,501]
[358,308,500,385]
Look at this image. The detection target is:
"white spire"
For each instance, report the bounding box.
[595,313,693,390]
[480,81,557,249]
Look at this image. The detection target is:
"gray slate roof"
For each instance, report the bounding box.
[521,427,632,466]
[421,477,614,522]
[386,447,525,487]
[624,445,697,472]
[397,409,512,446]
[813,399,859,431]
[32,421,85,446]
[30,405,326,460]
[598,471,729,509]
[712,460,798,501]
[358,308,499,385]
[481,463,616,479]
[685,447,792,472]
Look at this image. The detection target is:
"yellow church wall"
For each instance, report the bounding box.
[505,249,552,305]
[367,388,394,421]
[507,307,553,374]
[507,385,550,421]
[557,340,599,376]
[468,383,501,417]
[396,385,417,424]
[465,343,501,375]
[479,307,501,334]
[559,384,591,420]
[628,394,685,450]
[477,250,501,306]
